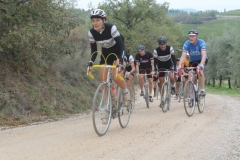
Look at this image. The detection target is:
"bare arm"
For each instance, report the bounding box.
[201,50,207,65]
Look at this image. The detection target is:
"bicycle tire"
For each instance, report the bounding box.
[183,81,196,117]
[92,83,112,136]
[160,82,170,113]
[197,94,205,113]
[144,83,149,108]
[178,82,183,102]
[118,83,132,128]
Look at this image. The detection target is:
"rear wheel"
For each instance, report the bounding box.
[118,84,132,128]
[178,82,183,102]
[183,81,195,117]
[92,83,112,136]
[160,82,170,113]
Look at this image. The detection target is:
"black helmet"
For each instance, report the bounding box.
[157,36,167,44]
[138,45,145,50]
[188,30,198,35]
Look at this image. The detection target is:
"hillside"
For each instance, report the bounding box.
[179,19,240,39]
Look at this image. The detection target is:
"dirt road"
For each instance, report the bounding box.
[1,93,240,160]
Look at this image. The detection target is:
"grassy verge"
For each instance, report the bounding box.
[205,82,240,96]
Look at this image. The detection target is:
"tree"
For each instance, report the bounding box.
[0,0,82,73]
[98,0,182,54]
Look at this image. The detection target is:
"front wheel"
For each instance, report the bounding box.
[92,83,112,136]
[197,94,205,113]
[183,81,196,117]
[118,84,132,128]
[160,82,170,113]
[144,83,149,108]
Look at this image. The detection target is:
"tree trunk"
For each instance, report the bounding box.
[207,79,210,86]
[219,75,222,87]
[234,79,237,90]
[212,78,215,87]
[228,77,231,89]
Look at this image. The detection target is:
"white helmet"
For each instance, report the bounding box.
[186,52,189,56]
[90,9,107,19]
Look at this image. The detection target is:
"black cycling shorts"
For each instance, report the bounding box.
[139,68,152,79]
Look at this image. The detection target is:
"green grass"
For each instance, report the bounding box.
[218,10,240,16]
[179,19,240,40]
[206,82,240,96]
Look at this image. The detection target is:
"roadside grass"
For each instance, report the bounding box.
[206,82,240,96]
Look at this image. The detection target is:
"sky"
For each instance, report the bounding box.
[76,0,240,12]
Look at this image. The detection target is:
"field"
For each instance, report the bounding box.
[179,19,240,40]
[218,10,240,16]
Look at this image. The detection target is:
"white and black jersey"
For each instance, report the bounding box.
[88,23,124,65]
[123,52,134,72]
[153,45,176,71]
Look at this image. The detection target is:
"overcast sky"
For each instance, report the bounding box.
[76,0,240,12]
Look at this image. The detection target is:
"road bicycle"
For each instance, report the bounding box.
[183,67,205,117]
[159,69,172,113]
[88,64,133,136]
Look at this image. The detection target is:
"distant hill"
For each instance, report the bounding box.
[181,8,198,13]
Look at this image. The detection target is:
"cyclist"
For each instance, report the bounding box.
[123,50,135,96]
[135,45,155,102]
[179,30,207,96]
[153,36,177,99]
[87,9,131,106]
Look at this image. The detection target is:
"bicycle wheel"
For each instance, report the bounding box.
[183,81,196,117]
[178,82,183,102]
[156,83,159,100]
[197,94,205,113]
[129,85,135,112]
[118,84,132,128]
[160,82,170,113]
[144,83,149,108]
[92,83,112,136]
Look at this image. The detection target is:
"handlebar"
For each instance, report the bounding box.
[87,65,124,81]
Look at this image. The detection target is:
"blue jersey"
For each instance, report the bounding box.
[182,39,207,62]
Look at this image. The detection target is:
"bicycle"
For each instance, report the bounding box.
[183,67,205,117]
[158,69,172,113]
[88,64,133,136]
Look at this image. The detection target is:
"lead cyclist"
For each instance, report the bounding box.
[87,9,131,106]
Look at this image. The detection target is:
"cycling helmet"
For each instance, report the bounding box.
[138,45,145,50]
[157,36,167,44]
[90,9,107,20]
[188,30,198,35]
[176,58,180,61]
